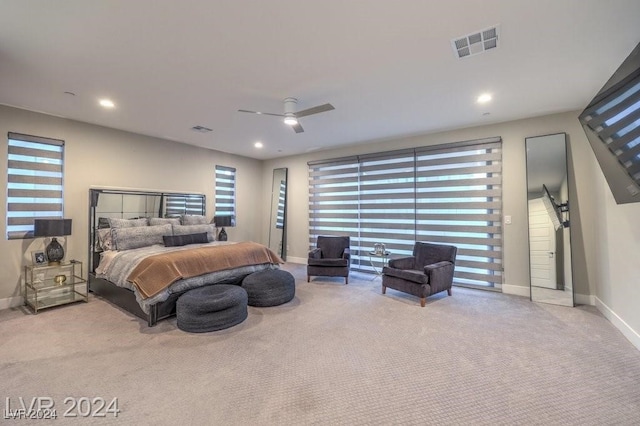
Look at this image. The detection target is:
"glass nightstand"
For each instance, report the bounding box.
[24,261,88,313]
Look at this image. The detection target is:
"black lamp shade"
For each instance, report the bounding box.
[213,215,234,241]
[34,219,72,265]
[213,215,234,227]
[34,219,72,237]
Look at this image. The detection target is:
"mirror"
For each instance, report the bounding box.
[525,133,574,306]
[268,168,287,260]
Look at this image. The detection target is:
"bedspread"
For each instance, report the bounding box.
[128,241,283,298]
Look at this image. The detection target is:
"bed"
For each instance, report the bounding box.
[88,188,282,326]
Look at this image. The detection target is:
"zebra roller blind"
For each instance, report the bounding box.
[7,132,65,239]
[215,165,236,221]
[309,137,502,288]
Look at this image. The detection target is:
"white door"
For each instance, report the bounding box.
[528,198,557,289]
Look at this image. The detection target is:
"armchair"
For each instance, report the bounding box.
[382,242,457,307]
[307,236,351,284]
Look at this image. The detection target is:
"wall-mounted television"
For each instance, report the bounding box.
[541,184,568,231]
[579,42,640,204]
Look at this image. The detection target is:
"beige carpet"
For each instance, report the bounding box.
[1,263,639,425]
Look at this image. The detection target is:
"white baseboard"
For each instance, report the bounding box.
[286,256,306,265]
[595,297,640,351]
[574,293,595,306]
[501,284,530,298]
[0,295,24,310]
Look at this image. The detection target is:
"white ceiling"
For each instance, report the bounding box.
[1,1,639,160]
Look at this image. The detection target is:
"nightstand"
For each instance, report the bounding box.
[24,261,88,313]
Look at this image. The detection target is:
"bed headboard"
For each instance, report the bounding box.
[88,188,206,272]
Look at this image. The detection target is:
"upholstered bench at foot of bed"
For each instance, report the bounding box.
[176,284,248,333]
[241,269,295,307]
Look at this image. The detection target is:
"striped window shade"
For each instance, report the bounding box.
[7,132,64,240]
[308,136,503,289]
[415,138,503,288]
[215,165,236,221]
[579,75,640,188]
[276,180,286,229]
[164,194,206,217]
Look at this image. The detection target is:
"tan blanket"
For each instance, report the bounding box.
[128,242,284,299]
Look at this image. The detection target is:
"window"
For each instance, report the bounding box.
[309,137,503,289]
[580,74,640,191]
[7,132,65,240]
[215,165,236,222]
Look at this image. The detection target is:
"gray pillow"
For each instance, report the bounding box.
[149,217,181,226]
[108,217,148,228]
[163,232,208,247]
[172,224,216,242]
[112,224,172,250]
[180,214,208,225]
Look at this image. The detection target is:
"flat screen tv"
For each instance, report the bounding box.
[579,42,640,204]
[541,184,565,231]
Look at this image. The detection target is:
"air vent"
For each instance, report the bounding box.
[191,125,213,133]
[452,25,500,59]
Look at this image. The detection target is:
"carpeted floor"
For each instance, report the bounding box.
[1,263,639,425]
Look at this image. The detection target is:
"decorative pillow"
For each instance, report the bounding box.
[97,228,115,251]
[172,224,216,242]
[180,214,208,225]
[98,217,111,229]
[149,217,181,226]
[163,232,208,247]
[112,224,172,250]
[108,217,149,228]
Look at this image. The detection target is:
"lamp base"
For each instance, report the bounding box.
[46,237,65,265]
[218,227,227,241]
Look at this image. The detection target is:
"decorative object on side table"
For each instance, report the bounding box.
[213,215,234,241]
[33,218,72,265]
[31,250,47,265]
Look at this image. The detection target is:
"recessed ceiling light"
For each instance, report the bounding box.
[254,141,263,148]
[99,99,115,108]
[477,93,492,104]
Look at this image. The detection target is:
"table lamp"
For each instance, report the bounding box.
[213,215,234,241]
[34,219,72,265]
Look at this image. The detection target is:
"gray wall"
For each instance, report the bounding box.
[0,105,263,305]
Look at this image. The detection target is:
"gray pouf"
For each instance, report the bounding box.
[176,284,248,333]
[241,269,295,307]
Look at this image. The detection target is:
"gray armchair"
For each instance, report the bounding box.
[307,236,351,284]
[382,242,457,307]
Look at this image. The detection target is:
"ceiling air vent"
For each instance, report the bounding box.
[452,25,500,59]
[191,125,213,133]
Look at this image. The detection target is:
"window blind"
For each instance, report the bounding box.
[276,180,286,229]
[415,139,502,287]
[7,132,65,240]
[579,75,640,187]
[308,157,360,261]
[164,194,206,217]
[215,165,236,221]
[308,137,503,288]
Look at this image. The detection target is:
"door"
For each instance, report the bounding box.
[528,197,557,289]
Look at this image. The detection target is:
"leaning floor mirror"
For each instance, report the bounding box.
[268,168,287,260]
[525,133,574,307]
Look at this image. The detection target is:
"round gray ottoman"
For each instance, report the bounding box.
[176,284,248,333]
[241,269,295,307]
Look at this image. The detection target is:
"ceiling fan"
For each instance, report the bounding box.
[238,97,335,133]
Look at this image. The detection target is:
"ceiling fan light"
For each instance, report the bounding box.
[284,115,298,126]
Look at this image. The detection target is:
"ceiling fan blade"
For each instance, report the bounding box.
[237,109,284,117]
[292,122,304,133]
[295,103,335,118]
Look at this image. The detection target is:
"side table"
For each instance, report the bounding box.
[367,250,391,277]
[24,260,88,313]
